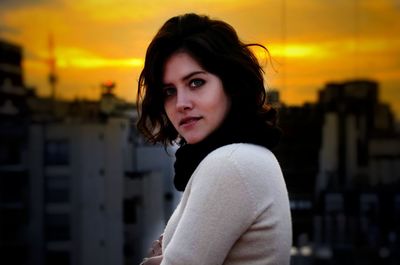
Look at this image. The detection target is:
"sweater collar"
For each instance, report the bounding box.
[173,111,281,191]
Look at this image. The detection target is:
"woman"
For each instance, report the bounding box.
[137,13,292,265]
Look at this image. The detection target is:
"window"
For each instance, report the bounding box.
[45,213,70,241]
[0,139,21,165]
[0,245,28,265]
[45,140,69,165]
[123,196,141,224]
[45,250,70,265]
[45,175,70,203]
[0,171,27,203]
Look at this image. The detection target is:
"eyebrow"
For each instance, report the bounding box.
[162,71,206,87]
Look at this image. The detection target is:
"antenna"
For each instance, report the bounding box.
[48,33,58,100]
[353,0,360,79]
[280,0,287,97]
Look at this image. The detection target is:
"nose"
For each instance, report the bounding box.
[176,90,193,112]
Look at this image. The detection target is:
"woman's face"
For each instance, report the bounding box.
[162,52,231,144]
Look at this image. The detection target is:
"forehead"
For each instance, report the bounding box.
[162,52,205,82]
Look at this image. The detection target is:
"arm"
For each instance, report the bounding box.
[140,234,164,265]
[140,255,163,265]
[147,234,163,257]
[161,154,257,265]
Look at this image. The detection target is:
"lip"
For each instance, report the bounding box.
[179,116,202,127]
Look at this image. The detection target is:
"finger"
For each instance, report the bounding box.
[151,240,160,249]
[146,246,155,258]
[147,240,161,257]
[139,258,148,265]
[152,240,162,256]
[153,246,162,256]
[141,255,163,265]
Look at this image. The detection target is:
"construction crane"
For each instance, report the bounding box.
[48,33,58,100]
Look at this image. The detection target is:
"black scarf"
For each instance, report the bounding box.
[173,111,281,191]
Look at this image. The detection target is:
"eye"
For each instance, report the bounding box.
[162,87,176,97]
[189,79,205,88]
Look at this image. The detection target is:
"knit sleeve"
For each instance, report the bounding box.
[161,149,260,265]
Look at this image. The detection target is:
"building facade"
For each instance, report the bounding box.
[0,39,32,265]
[0,38,177,265]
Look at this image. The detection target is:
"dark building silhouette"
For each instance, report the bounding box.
[274,102,323,248]
[0,39,31,265]
[2,37,399,265]
[317,80,397,192]
[0,39,177,265]
[314,80,400,264]
[273,80,400,264]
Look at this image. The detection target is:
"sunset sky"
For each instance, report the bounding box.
[1,0,399,119]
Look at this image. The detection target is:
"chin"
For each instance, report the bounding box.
[185,139,200,145]
[183,134,205,145]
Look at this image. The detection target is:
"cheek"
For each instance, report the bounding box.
[163,102,175,123]
[213,93,231,118]
[219,103,230,121]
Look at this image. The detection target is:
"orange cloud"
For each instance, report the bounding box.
[1,0,399,119]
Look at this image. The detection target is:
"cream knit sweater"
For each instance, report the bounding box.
[161,143,292,265]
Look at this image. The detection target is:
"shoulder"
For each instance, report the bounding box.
[203,143,280,172]
[193,143,283,190]
[190,143,287,214]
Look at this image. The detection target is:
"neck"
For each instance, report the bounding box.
[173,111,281,191]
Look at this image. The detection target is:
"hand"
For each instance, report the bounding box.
[140,255,163,265]
[147,234,163,257]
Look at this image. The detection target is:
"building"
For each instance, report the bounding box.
[274,80,400,264]
[313,80,400,264]
[316,80,399,192]
[123,128,177,264]
[0,39,32,265]
[26,91,176,265]
[29,116,131,265]
[1,38,177,265]
[273,89,324,245]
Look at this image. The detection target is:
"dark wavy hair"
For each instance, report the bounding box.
[137,13,278,146]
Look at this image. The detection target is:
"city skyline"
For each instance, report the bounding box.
[1,0,399,119]
[1,36,399,264]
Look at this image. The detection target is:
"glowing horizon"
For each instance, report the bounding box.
[1,0,399,118]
